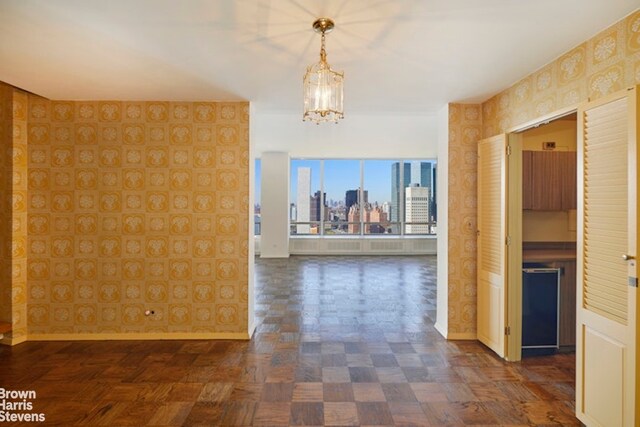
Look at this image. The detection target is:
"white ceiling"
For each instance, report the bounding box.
[0,0,637,115]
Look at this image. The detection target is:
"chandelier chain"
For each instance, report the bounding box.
[320,33,327,63]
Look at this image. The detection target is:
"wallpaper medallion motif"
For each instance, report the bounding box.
[25,99,249,336]
[449,10,640,336]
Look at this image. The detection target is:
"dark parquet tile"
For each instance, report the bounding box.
[0,255,578,426]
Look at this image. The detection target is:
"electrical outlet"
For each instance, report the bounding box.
[543,141,556,150]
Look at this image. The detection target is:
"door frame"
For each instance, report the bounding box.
[503,106,578,362]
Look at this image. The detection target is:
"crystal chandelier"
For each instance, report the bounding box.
[303,18,344,124]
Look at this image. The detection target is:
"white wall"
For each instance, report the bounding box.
[435,104,449,338]
[260,152,290,258]
[247,103,256,335]
[253,110,437,158]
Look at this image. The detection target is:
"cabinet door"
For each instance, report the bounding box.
[556,260,576,346]
[530,151,563,210]
[561,151,577,210]
[522,151,533,209]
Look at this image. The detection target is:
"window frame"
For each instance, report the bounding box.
[289,158,437,237]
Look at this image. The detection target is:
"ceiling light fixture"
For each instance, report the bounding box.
[303,17,344,124]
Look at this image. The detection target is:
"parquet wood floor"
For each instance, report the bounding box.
[0,255,578,426]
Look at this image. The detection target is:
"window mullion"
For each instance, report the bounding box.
[320,160,324,236]
[359,159,363,236]
[400,161,404,236]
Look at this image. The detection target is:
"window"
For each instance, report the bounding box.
[289,159,436,236]
[324,160,360,235]
[364,160,396,234]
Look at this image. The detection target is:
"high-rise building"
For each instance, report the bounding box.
[419,162,432,189]
[381,201,391,219]
[391,162,411,224]
[345,189,368,211]
[310,190,326,222]
[405,184,430,234]
[296,167,311,234]
[367,206,388,234]
[347,205,360,234]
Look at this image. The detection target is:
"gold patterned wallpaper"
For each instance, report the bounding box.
[483,9,640,137]
[0,82,28,342]
[24,97,250,337]
[0,83,13,329]
[446,103,481,335]
[446,9,640,336]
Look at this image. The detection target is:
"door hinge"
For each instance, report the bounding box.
[506,145,512,156]
[505,236,511,246]
[505,326,511,336]
[629,277,638,288]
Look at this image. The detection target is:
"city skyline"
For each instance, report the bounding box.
[255,159,437,235]
[288,160,435,206]
[255,159,437,208]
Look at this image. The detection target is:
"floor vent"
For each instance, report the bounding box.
[369,241,403,251]
[291,239,319,251]
[326,241,361,252]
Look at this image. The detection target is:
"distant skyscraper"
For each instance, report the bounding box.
[296,167,311,234]
[381,201,391,219]
[419,162,432,189]
[405,184,430,234]
[345,189,368,211]
[367,206,388,234]
[391,162,411,224]
[347,205,360,234]
[290,203,297,221]
[310,190,326,222]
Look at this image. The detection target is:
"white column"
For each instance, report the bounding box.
[435,104,449,338]
[260,152,290,258]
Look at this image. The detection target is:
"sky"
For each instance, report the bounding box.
[254,159,436,206]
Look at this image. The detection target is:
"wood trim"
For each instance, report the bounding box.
[506,133,523,362]
[508,105,579,134]
[445,332,477,340]
[0,335,28,346]
[26,332,251,341]
[0,322,12,334]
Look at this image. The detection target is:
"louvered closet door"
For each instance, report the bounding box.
[477,134,508,358]
[576,87,638,427]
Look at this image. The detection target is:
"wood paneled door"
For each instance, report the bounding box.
[576,86,639,427]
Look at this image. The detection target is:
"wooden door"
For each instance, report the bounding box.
[477,134,508,357]
[576,86,639,426]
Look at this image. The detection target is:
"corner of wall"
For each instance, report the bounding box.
[435,104,449,337]
[444,103,482,337]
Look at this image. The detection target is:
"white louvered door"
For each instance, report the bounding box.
[477,134,508,357]
[576,87,639,427]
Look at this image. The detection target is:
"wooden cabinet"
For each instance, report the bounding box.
[523,151,533,209]
[522,150,576,210]
[554,259,576,347]
[560,151,576,210]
